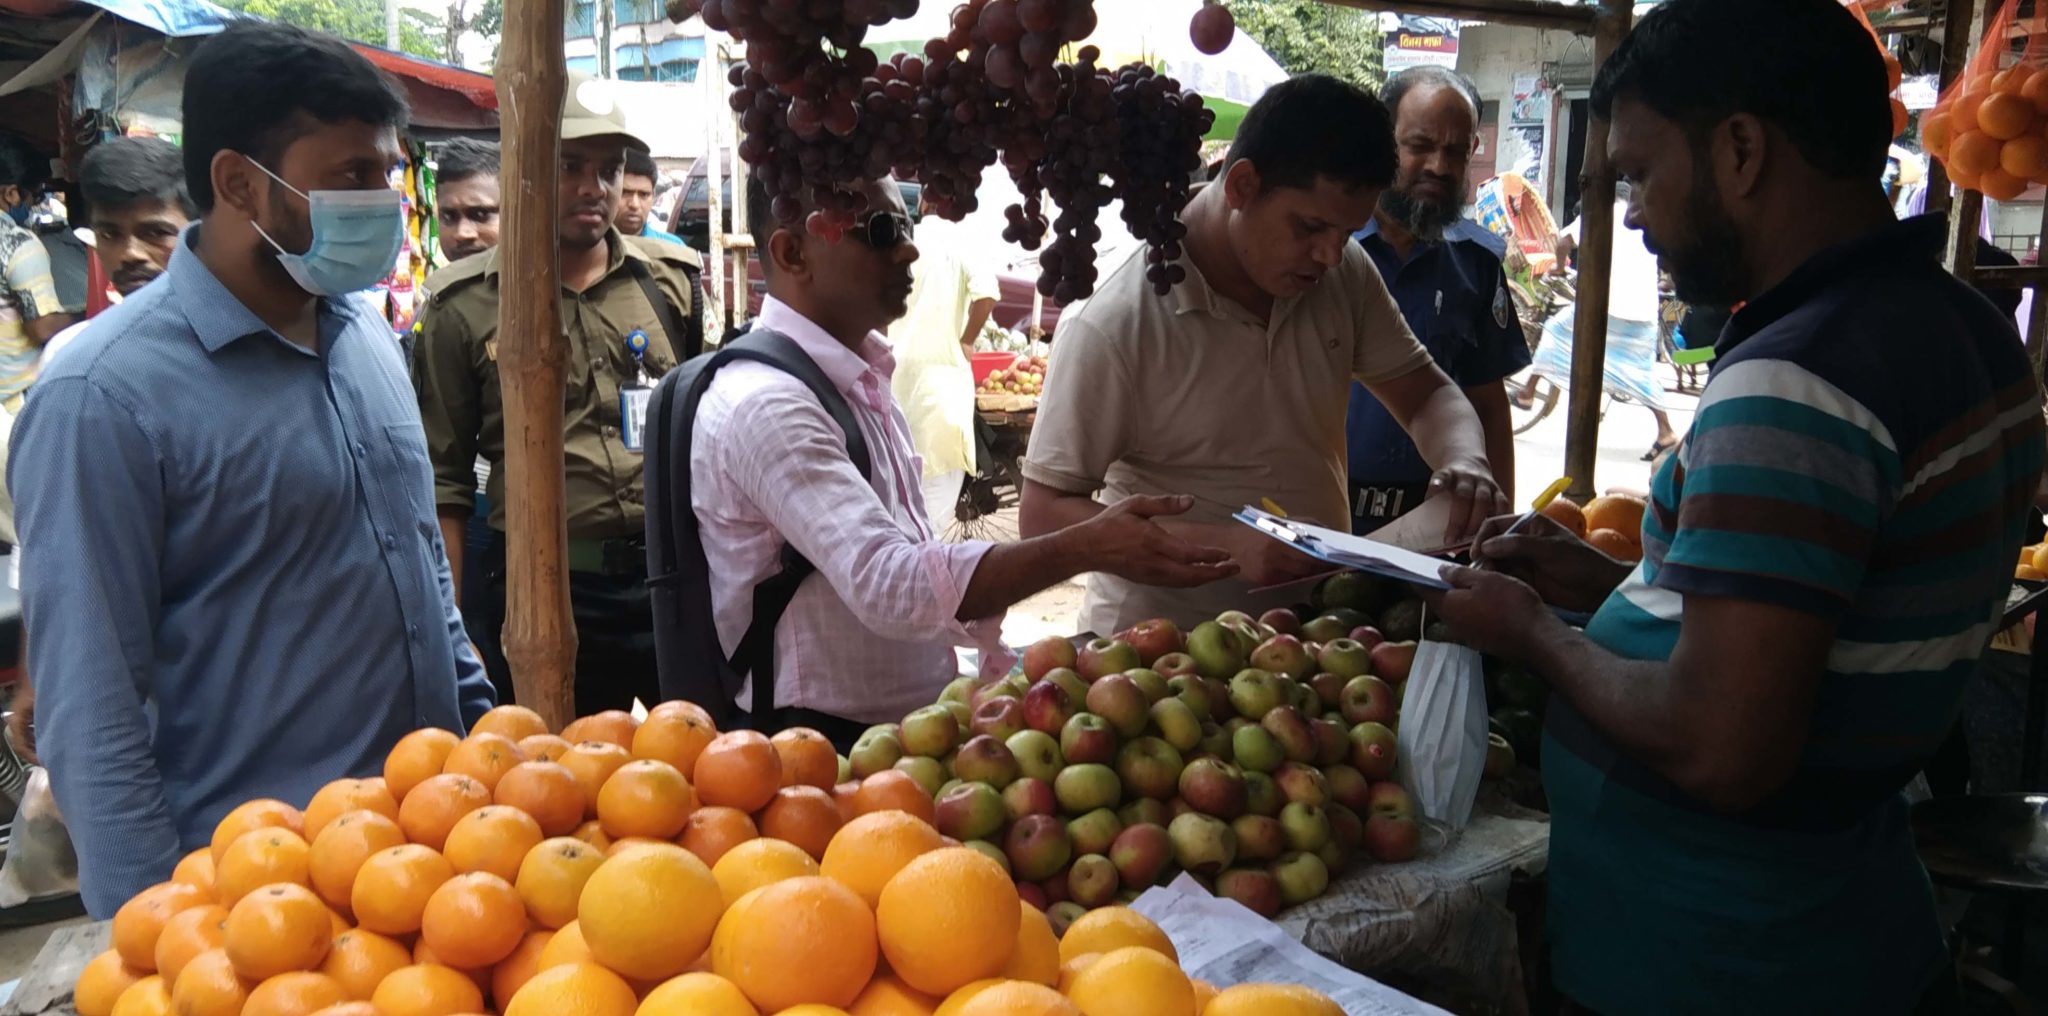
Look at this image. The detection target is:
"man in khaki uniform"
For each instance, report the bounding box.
[414,74,702,713]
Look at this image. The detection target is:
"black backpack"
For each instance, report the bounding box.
[643,327,872,729]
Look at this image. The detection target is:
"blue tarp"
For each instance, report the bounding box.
[67,0,232,38]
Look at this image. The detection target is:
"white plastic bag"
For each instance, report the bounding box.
[1393,636,1489,831]
[0,766,78,907]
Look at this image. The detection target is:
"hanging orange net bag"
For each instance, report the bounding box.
[1922,0,2048,200]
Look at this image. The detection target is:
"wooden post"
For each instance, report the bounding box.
[1562,0,1633,505]
[496,0,578,729]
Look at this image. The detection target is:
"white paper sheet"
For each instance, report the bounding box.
[1132,875,1452,1016]
[1237,508,1458,589]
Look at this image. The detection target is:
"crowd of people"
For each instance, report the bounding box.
[0,0,2037,1011]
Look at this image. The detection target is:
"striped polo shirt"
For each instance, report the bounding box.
[1543,214,2045,1014]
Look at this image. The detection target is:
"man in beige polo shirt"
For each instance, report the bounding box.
[1021,74,1508,635]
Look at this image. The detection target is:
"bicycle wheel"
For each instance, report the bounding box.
[1510,373,1562,435]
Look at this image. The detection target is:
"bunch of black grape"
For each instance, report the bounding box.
[913,46,1006,222]
[1110,64,1213,295]
[1030,49,1120,303]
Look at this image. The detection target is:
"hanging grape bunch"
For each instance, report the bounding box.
[673,0,1214,299]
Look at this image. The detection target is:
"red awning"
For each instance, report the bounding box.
[348,43,497,112]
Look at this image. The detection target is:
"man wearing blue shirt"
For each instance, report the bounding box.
[619,147,685,246]
[1347,67,1528,533]
[10,21,493,916]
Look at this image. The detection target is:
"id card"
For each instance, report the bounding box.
[621,385,652,453]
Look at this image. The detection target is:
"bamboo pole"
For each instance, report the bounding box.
[1561,0,1632,506]
[496,0,578,729]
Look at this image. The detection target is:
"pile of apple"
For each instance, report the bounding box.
[978,354,1048,397]
[846,583,1442,926]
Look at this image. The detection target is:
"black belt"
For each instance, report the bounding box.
[565,536,646,577]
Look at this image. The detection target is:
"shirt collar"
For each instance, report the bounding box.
[757,295,896,394]
[1718,214,1943,357]
[481,228,637,282]
[168,224,340,356]
[1167,249,1300,326]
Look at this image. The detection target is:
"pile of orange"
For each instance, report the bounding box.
[80,700,1346,1015]
[1581,494,1647,564]
[1925,65,2048,200]
[2016,542,2048,581]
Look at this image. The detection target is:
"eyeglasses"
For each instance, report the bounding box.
[855,210,915,249]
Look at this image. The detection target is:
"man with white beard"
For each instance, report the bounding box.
[1345,66,1528,533]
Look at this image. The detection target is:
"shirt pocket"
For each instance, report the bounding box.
[380,422,442,540]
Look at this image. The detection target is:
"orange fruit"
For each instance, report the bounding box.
[169,949,251,1016]
[224,884,332,982]
[489,930,554,1010]
[1056,907,1176,964]
[757,785,843,860]
[442,733,527,793]
[243,971,348,1016]
[1201,983,1344,1016]
[631,701,719,777]
[847,973,942,1016]
[472,704,550,742]
[1063,947,1193,1016]
[571,819,614,852]
[419,871,527,969]
[577,843,723,982]
[1890,97,1908,138]
[494,761,586,836]
[1949,161,1984,192]
[820,810,945,909]
[211,800,305,867]
[711,876,876,1011]
[536,919,593,970]
[368,963,485,1016]
[1980,91,2037,140]
[1951,129,2004,176]
[1000,906,1061,986]
[2017,564,2046,581]
[385,729,462,804]
[875,848,1020,997]
[502,962,637,1016]
[112,881,209,972]
[216,827,313,905]
[153,904,228,986]
[407,939,489,995]
[1586,528,1642,561]
[694,731,783,812]
[595,758,698,840]
[2033,544,2048,573]
[1982,166,2030,200]
[349,843,455,936]
[852,771,934,823]
[170,848,216,896]
[317,929,411,1000]
[75,949,148,1016]
[397,773,492,851]
[1579,494,1645,538]
[771,728,840,790]
[442,805,544,881]
[305,1005,379,1016]
[947,981,1079,1016]
[309,810,408,913]
[1537,497,1586,537]
[303,779,400,841]
[560,710,639,748]
[712,837,821,907]
[635,971,757,1016]
[2002,135,2048,181]
[559,741,634,817]
[1193,979,1221,1011]
[518,734,573,762]
[678,806,759,868]
[108,975,171,1016]
[833,782,861,824]
[2023,69,2048,113]
[1923,111,1955,160]
[1953,91,1988,133]
[515,836,607,929]
[605,835,666,858]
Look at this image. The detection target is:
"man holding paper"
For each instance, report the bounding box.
[1426,1,2043,1010]
[1019,76,1509,637]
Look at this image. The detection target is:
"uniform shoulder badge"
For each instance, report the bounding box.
[1493,285,1514,330]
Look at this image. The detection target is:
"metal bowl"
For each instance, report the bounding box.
[1912,793,2048,893]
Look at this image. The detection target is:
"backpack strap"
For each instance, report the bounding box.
[644,327,871,726]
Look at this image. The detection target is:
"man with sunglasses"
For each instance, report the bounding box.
[414,73,703,712]
[679,175,1235,744]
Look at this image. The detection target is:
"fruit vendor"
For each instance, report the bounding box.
[677,175,1236,742]
[1345,66,1528,534]
[414,74,703,715]
[1018,75,1509,636]
[1425,1,2044,1011]
[11,22,496,917]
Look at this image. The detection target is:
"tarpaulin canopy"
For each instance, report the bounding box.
[1,0,230,38]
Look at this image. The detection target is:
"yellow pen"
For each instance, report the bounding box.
[1530,477,1573,512]
[1261,497,1288,518]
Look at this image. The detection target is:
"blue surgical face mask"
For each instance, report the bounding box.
[246,158,404,296]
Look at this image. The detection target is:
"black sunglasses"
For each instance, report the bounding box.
[854,210,915,249]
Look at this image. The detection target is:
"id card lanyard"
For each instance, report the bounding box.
[621,329,653,453]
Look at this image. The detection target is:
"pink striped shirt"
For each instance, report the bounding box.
[689,297,1009,723]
